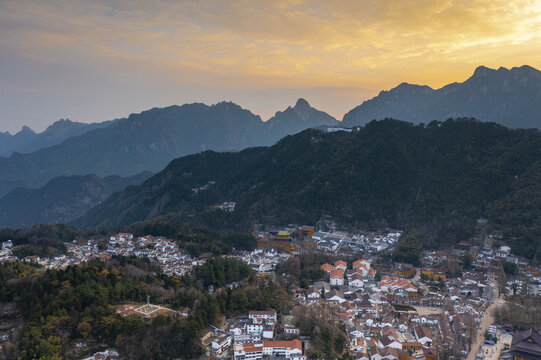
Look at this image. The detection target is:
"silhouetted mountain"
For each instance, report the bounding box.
[265,98,338,139]
[0,171,152,228]
[342,65,541,129]
[0,100,337,196]
[75,119,541,259]
[0,126,37,156]
[0,119,117,156]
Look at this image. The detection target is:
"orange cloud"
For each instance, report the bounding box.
[1,0,540,122]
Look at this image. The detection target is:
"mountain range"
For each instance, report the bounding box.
[0,99,337,197]
[0,118,117,157]
[343,65,541,128]
[1,65,540,198]
[74,119,541,260]
[1,65,541,232]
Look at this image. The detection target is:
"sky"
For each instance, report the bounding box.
[1,0,541,134]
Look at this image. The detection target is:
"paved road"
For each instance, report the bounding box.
[466,290,506,360]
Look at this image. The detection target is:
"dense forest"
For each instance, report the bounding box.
[75,119,541,259]
[0,256,300,359]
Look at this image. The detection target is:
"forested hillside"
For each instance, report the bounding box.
[0,256,299,360]
[0,172,152,228]
[76,119,541,259]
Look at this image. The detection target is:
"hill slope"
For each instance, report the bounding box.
[342,65,541,129]
[75,119,541,259]
[0,172,151,228]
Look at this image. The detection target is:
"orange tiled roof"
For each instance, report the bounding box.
[321,263,333,272]
[330,269,344,279]
[263,339,302,351]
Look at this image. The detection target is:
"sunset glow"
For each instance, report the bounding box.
[1,0,541,132]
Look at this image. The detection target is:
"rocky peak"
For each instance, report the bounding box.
[294,98,311,110]
[18,125,36,135]
[472,65,493,78]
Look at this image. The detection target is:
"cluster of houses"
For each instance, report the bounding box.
[81,349,119,360]
[309,231,401,254]
[251,224,401,255]
[192,180,216,194]
[232,248,291,276]
[320,259,376,288]
[205,310,305,360]
[20,233,203,277]
[0,240,16,263]
[210,201,237,212]
[291,256,503,359]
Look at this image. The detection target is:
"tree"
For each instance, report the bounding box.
[76,321,92,339]
[97,240,108,250]
[437,278,445,290]
[462,253,473,270]
[392,232,424,266]
[502,260,518,275]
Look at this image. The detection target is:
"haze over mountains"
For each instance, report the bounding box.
[0,118,117,157]
[1,65,541,229]
[0,100,337,197]
[343,65,541,128]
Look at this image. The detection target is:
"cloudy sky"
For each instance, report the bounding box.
[1,0,541,133]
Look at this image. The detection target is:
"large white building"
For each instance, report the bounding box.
[249,310,277,322]
[234,340,303,360]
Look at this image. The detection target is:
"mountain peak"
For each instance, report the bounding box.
[19,126,36,135]
[472,65,494,78]
[46,118,74,131]
[512,64,541,75]
[294,98,310,109]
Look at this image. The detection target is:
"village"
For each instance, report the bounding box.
[1,222,541,360]
[203,224,541,360]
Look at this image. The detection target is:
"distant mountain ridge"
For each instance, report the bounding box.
[0,99,335,196]
[0,171,152,228]
[1,63,540,201]
[0,118,117,156]
[342,65,541,128]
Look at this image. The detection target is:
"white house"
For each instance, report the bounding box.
[330,269,345,286]
[306,287,321,302]
[414,326,432,347]
[349,273,364,289]
[284,324,300,335]
[325,290,346,304]
[211,334,232,354]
